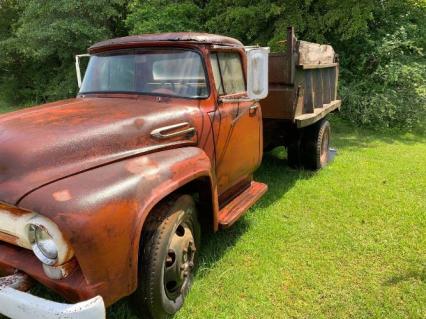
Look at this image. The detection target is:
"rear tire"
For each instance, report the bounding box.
[134,195,200,319]
[302,119,331,170]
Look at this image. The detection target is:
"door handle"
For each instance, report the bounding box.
[249,104,259,115]
[249,104,258,111]
[231,103,260,126]
[151,122,195,140]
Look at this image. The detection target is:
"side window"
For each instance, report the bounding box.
[210,52,245,96]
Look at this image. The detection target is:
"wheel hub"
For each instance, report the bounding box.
[163,223,196,300]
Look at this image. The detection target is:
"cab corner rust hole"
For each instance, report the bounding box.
[166,250,176,267]
[176,225,185,237]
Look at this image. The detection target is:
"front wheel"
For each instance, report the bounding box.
[135,195,200,319]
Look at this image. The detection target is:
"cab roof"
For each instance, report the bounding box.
[89,32,244,53]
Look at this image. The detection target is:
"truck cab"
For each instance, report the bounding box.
[0,29,340,319]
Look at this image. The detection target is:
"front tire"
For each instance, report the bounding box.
[135,195,200,319]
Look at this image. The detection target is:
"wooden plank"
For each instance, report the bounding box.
[330,67,337,100]
[322,69,331,104]
[334,65,339,100]
[313,70,323,108]
[304,70,314,113]
[295,100,341,128]
[301,63,338,70]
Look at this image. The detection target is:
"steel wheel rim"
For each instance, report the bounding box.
[163,221,196,301]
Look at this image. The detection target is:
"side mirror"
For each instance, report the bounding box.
[246,47,270,100]
[75,54,90,88]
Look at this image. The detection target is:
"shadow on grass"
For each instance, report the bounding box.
[195,148,316,281]
[384,267,426,286]
[255,151,315,209]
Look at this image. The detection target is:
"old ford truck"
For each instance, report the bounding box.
[0,27,340,319]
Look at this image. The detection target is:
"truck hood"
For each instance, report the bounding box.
[0,97,200,204]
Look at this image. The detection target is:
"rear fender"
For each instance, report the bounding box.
[19,147,218,306]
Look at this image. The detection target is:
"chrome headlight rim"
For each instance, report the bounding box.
[28,224,58,266]
[26,215,74,267]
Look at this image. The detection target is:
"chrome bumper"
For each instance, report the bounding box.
[0,273,105,319]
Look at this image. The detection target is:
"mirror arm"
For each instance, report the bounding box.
[75,54,90,88]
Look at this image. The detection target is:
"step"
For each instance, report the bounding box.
[218,181,268,228]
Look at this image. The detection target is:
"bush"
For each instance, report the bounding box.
[340,25,426,129]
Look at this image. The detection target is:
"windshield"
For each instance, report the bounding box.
[79,49,208,98]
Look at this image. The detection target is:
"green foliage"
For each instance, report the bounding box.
[338,0,426,128]
[0,0,425,129]
[341,26,426,128]
[0,0,127,104]
[125,0,425,129]
[203,0,281,45]
[126,0,202,34]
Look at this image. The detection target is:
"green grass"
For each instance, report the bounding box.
[1,106,425,318]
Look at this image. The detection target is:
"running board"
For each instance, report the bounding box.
[218,181,268,228]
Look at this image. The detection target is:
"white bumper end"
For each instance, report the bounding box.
[0,286,105,319]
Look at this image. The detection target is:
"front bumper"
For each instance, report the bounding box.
[0,273,105,319]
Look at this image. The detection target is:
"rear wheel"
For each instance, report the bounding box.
[135,195,200,319]
[302,119,331,170]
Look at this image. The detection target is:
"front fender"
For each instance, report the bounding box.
[19,147,216,306]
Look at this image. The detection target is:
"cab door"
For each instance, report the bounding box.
[209,51,263,196]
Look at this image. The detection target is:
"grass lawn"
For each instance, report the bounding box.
[1,105,425,318]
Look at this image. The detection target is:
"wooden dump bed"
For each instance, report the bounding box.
[261,27,341,127]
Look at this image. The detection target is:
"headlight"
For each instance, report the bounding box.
[26,215,74,267]
[28,224,58,266]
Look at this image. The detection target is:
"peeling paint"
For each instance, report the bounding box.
[53,190,72,202]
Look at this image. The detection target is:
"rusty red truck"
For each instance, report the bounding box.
[0,27,340,319]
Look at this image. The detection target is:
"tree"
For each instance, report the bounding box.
[126,0,203,34]
[0,0,128,104]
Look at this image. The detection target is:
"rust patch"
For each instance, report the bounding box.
[0,272,34,292]
[0,202,31,217]
[0,231,19,246]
